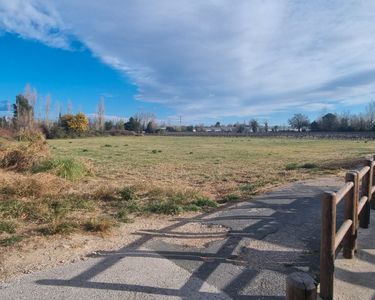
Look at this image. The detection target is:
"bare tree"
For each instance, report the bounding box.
[23,83,37,128]
[365,101,375,130]
[135,111,156,130]
[55,101,63,120]
[45,94,51,126]
[288,113,310,132]
[96,96,105,131]
[23,83,37,108]
[67,99,73,114]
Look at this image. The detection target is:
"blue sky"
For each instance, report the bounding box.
[1,0,375,125]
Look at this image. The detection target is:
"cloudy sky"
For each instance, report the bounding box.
[1,0,375,124]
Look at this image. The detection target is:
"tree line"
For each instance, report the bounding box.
[0,84,159,138]
[2,84,375,138]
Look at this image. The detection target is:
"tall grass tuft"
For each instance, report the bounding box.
[33,158,90,181]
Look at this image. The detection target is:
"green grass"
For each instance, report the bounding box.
[32,158,89,181]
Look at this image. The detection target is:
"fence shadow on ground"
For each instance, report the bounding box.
[35,181,339,299]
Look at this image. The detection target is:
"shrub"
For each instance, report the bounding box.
[151,149,158,154]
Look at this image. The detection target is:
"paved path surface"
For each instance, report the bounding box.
[0,177,346,299]
[334,212,375,300]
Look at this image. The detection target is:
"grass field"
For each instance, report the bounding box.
[50,136,375,198]
[1,136,375,246]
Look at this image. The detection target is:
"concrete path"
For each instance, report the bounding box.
[0,177,366,300]
[334,212,375,300]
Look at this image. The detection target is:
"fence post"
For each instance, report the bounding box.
[359,160,372,228]
[343,172,358,259]
[320,192,336,300]
[286,272,317,300]
[371,155,375,210]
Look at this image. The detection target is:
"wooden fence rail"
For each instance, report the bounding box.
[319,157,375,300]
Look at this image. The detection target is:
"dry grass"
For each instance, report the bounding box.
[0,170,68,199]
[1,135,374,247]
[0,138,49,171]
[49,136,375,199]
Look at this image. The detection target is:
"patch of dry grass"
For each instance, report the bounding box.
[0,135,49,172]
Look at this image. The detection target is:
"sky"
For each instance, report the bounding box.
[1,0,375,125]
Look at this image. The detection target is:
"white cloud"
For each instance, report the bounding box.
[0,0,69,48]
[1,0,375,119]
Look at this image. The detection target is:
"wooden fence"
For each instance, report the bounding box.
[319,156,375,300]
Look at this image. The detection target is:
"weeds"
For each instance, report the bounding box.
[0,221,17,234]
[40,221,79,235]
[115,208,130,223]
[84,216,117,232]
[0,235,23,247]
[239,183,257,193]
[119,186,137,201]
[145,200,183,215]
[191,198,218,208]
[219,194,240,204]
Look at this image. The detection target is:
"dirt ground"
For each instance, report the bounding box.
[0,211,229,282]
